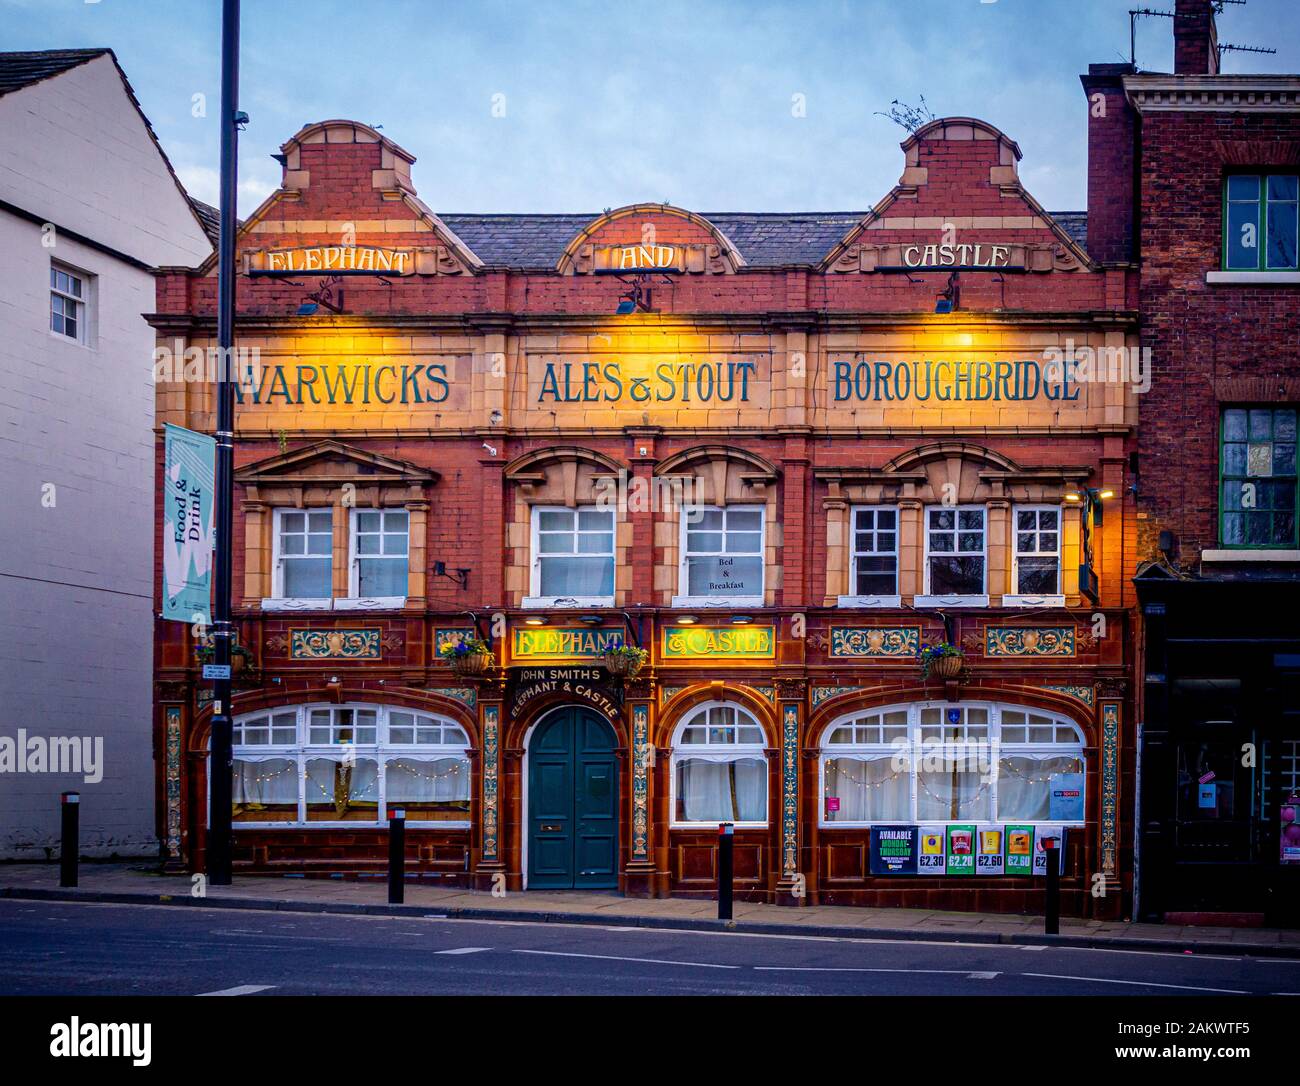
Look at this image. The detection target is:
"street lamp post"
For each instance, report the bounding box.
[208,0,242,886]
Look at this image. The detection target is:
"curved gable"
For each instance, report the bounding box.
[558,203,746,275]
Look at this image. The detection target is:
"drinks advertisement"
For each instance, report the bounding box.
[946,824,976,875]
[869,826,919,875]
[1032,825,1067,875]
[975,827,1005,875]
[918,827,947,875]
[1004,825,1034,875]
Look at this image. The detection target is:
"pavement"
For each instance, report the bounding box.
[3,862,1299,958]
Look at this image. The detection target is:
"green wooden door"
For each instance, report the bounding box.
[528,708,619,889]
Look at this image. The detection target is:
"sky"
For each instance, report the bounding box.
[4,0,1299,216]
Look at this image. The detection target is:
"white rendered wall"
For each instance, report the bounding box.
[0,55,210,858]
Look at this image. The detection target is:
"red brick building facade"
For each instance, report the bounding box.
[152,112,1139,917]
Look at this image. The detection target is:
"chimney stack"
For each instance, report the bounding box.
[1174,0,1220,76]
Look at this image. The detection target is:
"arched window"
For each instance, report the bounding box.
[820,702,1085,827]
[670,702,768,827]
[229,704,471,826]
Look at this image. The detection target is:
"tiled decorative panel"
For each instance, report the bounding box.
[829,626,920,658]
[811,685,859,709]
[985,626,1075,657]
[632,704,650,861]
[291,628,381,659]
[1037,683,1094,706]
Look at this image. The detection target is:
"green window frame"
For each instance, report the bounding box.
[1219,407,1298,549]
[1223,173,1300,271]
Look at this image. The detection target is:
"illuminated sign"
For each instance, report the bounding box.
[536,358,760,405]
[593,244,684,273]
[661,625,776,660]
[901,243,1013,270]
[831,357,1080,403]
[250,246,415,276]
[512,627,625,660]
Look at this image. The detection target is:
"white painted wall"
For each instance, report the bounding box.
[0,54,210,858]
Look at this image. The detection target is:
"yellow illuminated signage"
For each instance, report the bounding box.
[253,246,414,275]
[661,625,776,660]
[512,627,624,660]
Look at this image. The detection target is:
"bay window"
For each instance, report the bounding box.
[676,505,764,606]
[819,701,1086,828]
[671,702,768,826]
[528,506,615,605]
[229,704,472,825]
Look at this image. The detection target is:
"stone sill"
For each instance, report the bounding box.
[1201,549,1300,563]
[1206,271,1300,286]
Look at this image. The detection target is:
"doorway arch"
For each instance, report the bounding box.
[526,706,620,889]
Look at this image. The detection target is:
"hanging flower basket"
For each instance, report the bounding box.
[602,639,648,679]
[918,641,964,681]
[438,635,493,677]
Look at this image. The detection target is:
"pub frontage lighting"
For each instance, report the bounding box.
[151,113,1136,920]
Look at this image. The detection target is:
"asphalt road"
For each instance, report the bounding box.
[1,899,1297,996]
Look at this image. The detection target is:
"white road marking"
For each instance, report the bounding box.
[1021,972,1247,994]
[967,971,1000,979]
[515,949,739,970]
[1018,944,1049,951]
[435,947,491,955]
[755,966,979,974]
[196,984,276,997]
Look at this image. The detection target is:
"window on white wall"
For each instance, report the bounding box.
[677,505,764,605]
[671,702,768,826]
[230,704,471,825]
[923,506,986,599]
[819,702,1086,827]
[1011,506,1062,599]
[528,506,615,605]
[273,509,333,599]
[349,509,409,600]
[50,263,88,344]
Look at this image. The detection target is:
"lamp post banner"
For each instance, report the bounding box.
[162,422,216,625]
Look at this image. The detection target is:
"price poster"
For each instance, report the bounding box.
[869,826,918,875]
[1282,795,1300,865]
[918,827,947,875]
[1004,825,1034,875]
[975,827,1005,875]
[1032,825,1067,876]
[946,824,976,875]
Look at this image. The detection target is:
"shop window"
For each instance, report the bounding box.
[50,262,90,344]
[849,506,898,599]
[273,509,333,600]
[1010,505,1062,601]
[819,702,1086,828]
[1220,407,1298,548]
[527,505,615,605]
[678,505,764,605]
[922,506,986,600]
[1224,173,1299,271]
[348,508,409,602]
[229,704,471,825]
[671,702,767,826]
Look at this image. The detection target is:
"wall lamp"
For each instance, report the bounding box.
[934,271,960,314]
[614,272,672,315]
[1063,485,1115,524]
[432,561,470,589]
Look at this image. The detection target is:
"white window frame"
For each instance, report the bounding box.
[669,701,769,829]
[49,261,91,347]
[1006,504,1065,607]
[672,503,766,608]
[523,504,616,608]
[817,700,1086,829]
[839,504,901,607]
[917,504,989,607]
[225,703,472,827]
[340,506,408,610]
[263,507,334,610]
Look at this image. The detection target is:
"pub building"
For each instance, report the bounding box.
[151,112,1138,918]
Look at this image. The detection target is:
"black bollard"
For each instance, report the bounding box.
[60,792,80,888]
[1044,839,1060,935]
[717,822,734,921]
[388,808,406,904]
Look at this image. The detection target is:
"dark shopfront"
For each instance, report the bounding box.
[1136,570,1300,925]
